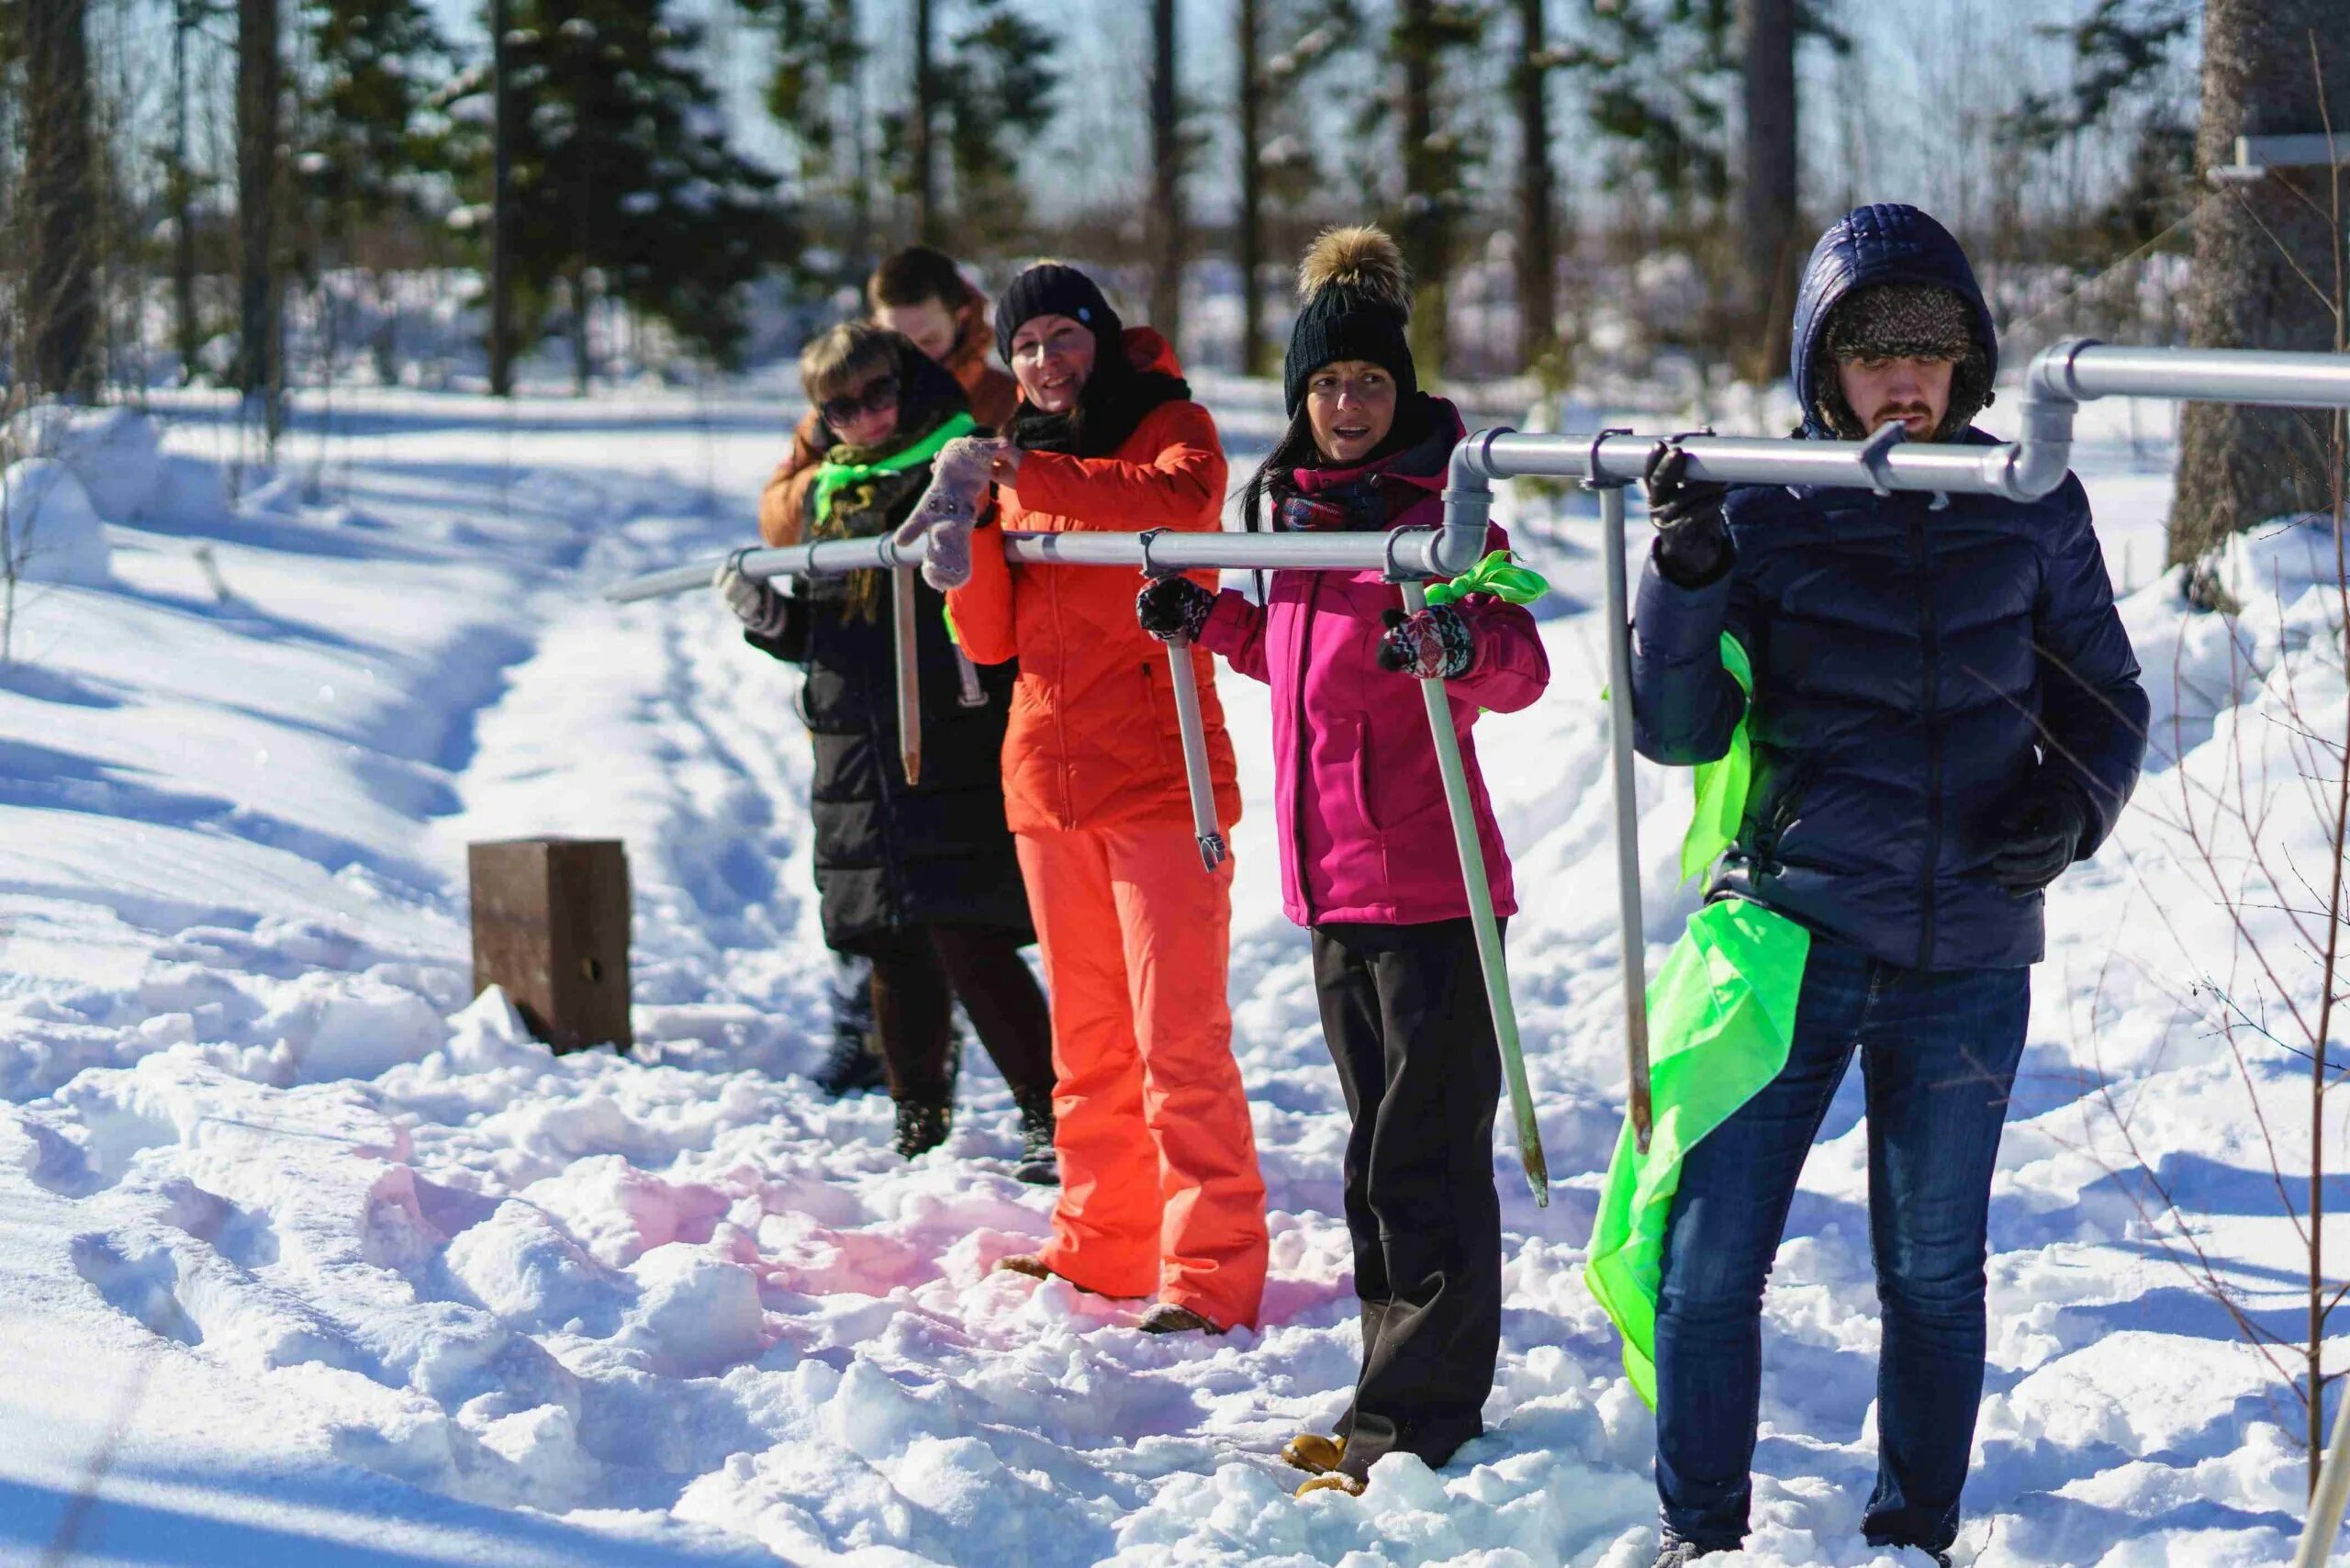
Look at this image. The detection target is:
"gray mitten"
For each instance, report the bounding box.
[893,435,1007,590]
[715,551,789,638]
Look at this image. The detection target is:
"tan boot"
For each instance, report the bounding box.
[994,1253,1051,1280]
[1281,1434,1346,1474]
[1137,1303,1225,1336]
[1293,1473,1364,1498]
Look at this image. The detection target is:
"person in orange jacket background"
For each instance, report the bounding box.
[898,262,1269,1335]
[758,246,1020,548]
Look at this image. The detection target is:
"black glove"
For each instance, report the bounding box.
[1136,576,1217,644]
[1645,442,1732,588]
[1988,778,2091,894]
[1378,605,1474,679]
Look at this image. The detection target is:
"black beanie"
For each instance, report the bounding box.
[995,263,1124,364]
[1284,226,1417,416]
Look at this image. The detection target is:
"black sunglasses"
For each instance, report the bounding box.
[821,374,900,428]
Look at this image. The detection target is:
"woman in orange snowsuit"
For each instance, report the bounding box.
[906,263,1268,1334]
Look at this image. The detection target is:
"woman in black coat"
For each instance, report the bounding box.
[719,324,1055,1179]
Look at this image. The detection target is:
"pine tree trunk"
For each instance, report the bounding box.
[173,0,199,385]
[843,0,872,276]
[1738,0,1799,383]
[488,0,514,398]
[26,0,96,398]
[573,263,591,396]
[1236,0,1266,377]
[1394,0,1448,375]
[912,0,939,246]
[237,0,282,410]
[2171,1,2350,566]
[1147,0,1183,350]
[1514,0,1555,370]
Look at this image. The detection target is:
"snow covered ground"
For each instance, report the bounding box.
[0,378,2338,1567]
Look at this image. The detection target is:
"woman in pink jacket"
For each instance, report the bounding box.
[1135,228,1549,1496]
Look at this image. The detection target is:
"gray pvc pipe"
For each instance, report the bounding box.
[1597,483,1654,1154]
[603,522,1490,606]
[1401,577,1549,1205]
[2043,340,2350,409]
[1165,638,1228,873]
[892,566,922,787]
[2295,1385,2350,1568]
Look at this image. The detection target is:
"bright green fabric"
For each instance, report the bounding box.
[809,411,976,531]
[1680,633,1754,884]
[1585,630,1802,1408]
[1584,896,1810,1407]
[1424,550,1550,608]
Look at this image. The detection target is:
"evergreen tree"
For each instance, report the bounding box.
[294,0,457,379]
[2003,0,2199,259]
[1560,0,1738,225]
[1558,0,1843,360]
[297,0,455,244]
[1387,0,1485,374]
[932,0,1058,251]
[1237,1,1355,375]
[486,0,791,375]
[22,0,95,398]
[746,0,869,279]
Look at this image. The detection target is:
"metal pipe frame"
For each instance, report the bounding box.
[602,516,1494,605]
[1442,342,2350,541]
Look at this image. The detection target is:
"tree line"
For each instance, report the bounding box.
[0,1,2344,563]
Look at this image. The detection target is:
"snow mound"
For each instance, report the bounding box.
[1,457,111,584]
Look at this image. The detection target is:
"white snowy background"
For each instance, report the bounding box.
[0,371,2341,1567]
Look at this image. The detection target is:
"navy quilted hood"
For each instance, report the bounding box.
[1791,204,1998,438]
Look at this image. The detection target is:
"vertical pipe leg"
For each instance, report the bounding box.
[2295,1382,2350,1568]
[1597,484,1653,1153]
[1166,638,1228,871]
[892,566,922,787]
[1401,580,1549,1205]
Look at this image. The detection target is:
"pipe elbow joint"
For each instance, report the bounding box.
[1425,425,1511,577]
[1992,339,2094,502]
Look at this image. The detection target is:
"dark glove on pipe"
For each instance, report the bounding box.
[1379,606,1474,679]
[1136,576,1217,644]
[1988,778,2092,894]
[1645,442,1732,589]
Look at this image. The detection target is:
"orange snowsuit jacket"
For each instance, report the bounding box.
[757,286,1021,548]
[946,328,1242,837]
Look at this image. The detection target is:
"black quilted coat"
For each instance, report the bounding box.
[748,348,1034,954]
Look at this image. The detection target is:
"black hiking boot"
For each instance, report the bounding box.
[814,1032,887,1097]
[1652,1532,1722,1566]
[814,959,885,1098]
[1012,1090,1058,1185]
[893,1098,952,1159]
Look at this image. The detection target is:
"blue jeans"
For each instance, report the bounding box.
[1651,935,2030,1555]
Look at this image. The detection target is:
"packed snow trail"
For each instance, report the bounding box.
[0,384,2331,1565]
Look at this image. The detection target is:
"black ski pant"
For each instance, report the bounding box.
[865,925,1055,1107]
[1311,916,1505,1483]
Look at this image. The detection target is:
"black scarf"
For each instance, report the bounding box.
[1009,347,1191,459]
[1273,393,1449,532]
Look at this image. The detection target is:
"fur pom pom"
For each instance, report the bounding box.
[1296,226,1412,317]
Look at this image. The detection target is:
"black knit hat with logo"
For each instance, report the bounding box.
[994,262,1124,364]
[1283,226,1417,417]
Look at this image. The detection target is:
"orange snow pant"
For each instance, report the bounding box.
[1015,820,1269,1330]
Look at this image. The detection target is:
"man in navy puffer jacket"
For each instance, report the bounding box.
[1628,205,2147,1565]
